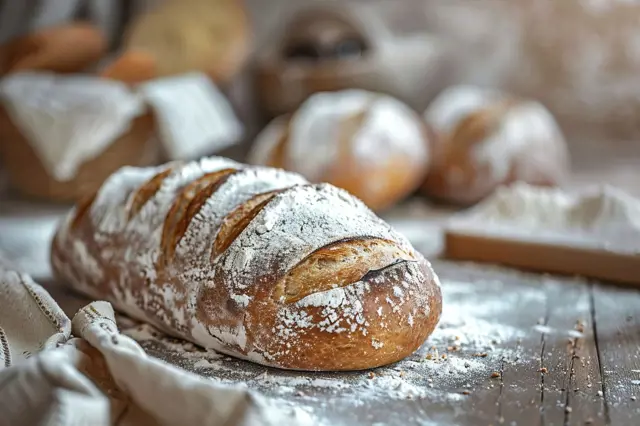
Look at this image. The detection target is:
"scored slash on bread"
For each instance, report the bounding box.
[51,156,442,371]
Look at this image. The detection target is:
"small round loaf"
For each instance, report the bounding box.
[51,157,442,371]
[422,85,570,206]
[248,90,431,211]
[124,0,250,83]
[0,23,107,75]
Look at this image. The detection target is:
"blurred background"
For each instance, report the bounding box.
[0,0,639,276]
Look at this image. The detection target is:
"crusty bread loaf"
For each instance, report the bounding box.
[422,86,569,206]
[0,23,107,75]
[248,90,432,212]
[51,156,442,371]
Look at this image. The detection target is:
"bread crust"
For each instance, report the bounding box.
[0,23,106,75]
[248,91,431,212]
[422,86,569,206]
[51,157,441,371]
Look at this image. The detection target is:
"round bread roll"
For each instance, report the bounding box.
[422,85,570,206]
[124,0,251,83]
[248,90,431,211]
[0,23,107,75]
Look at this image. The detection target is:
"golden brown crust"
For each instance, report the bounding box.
[53,160,442,371]
[275,237,415,304]
[128,167,178,220]
[71,192,98,231]
[0,23,107,75]
[244,257,441,371]
[212,189,283,258]
[160,168,237,265]
[422,95,567,206]
[166,170,238,261]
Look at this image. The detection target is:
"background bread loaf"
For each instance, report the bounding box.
[248,90,431,212]
[422,86,569,206]
[51,156,442,371]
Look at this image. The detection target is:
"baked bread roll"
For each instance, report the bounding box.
[422,85,569,206]
[248,90,431,212]
[124,0,251,83]
[51,156,442,371]
[0,23,107,75]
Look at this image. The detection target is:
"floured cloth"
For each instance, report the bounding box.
[0,260,312,426]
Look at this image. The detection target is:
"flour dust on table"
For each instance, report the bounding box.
[122,263,559,426]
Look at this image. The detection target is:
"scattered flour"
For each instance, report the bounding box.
[449,182,640,254]
[121,275,532,420]
[461,182,640,231]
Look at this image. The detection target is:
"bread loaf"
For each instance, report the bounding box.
[0,23,107,75]
[124,0,250,83]
[51,156,442,371]
[422,85,569,206]
[248,90,431,212]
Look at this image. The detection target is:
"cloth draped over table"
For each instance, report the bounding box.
[0,258,312,426]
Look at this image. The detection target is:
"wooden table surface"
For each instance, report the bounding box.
[1,136,639,426]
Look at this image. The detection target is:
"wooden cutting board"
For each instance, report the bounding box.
[444,221,640,287]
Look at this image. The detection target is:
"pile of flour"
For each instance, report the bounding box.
[460,182,640,231]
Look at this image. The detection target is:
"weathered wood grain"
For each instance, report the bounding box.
[540,279,605,426]
[592,284,640,425]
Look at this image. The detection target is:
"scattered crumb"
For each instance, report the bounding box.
[597,391,603,397]
[632,396,637,401]
[473,353,488,358]
[491,372,501,378]
[441,354,448,360]
[399,371,406,378]
[461,390,470,395]
[565,406,573,413]
[368,372,376,379]
[539,367,548,373]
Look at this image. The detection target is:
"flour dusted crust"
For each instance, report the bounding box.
[51,156,442,371]
[422,86,570,206]
[248,90,431,211]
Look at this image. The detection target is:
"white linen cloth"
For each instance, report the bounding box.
[0,259,312,426]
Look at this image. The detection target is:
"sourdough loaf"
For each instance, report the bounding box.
[51,156,442,371]
[248,90,431,212]
[422,86,569,206]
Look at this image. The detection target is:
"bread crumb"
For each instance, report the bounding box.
[461,390,470,395]
[597,390,603,397]
[368,372,376,379]
[631,396,637,401]
[565,406,572,413]
[473,352,488,358]
[539,367,548,373]
[491,372,501,378]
